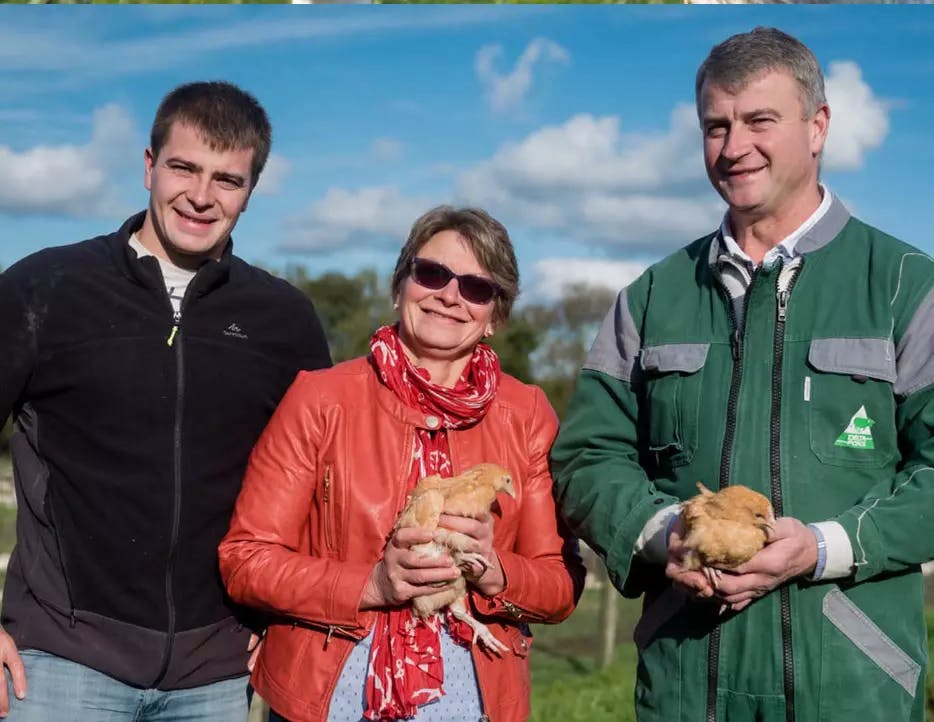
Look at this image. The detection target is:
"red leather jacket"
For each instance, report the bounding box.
[219,357,585,722]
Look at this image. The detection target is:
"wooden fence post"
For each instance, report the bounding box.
[597,562,618,669]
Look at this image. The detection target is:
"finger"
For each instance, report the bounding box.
[719,589,762,605]
[404,566,461,586]
[670,571,715,599]
[248,639,263,673]
[391,528,435,547]
[0,682,8,717]
[247,633,260,653]
[7,655,26,700]
[398,550,455,570]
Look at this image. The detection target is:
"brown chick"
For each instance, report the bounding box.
[393,463,516,655]
[680,482,775,587]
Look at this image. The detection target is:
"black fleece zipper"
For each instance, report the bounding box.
[153,277,192,686]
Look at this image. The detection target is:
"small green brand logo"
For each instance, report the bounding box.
[834,405,875,450]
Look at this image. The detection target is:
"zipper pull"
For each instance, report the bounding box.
[775,257,802,324]
[325,625,336,647]
[167,312,181,347]
[731,328,742,361]
[777,290,789,322]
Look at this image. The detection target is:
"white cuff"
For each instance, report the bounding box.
[634,504,681,564]
[809,521,854,580]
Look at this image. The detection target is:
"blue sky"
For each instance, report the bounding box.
[1,5,932,302]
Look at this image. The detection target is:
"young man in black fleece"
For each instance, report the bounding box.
[0,81,331,721]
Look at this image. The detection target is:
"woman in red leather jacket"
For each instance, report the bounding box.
[218,206,585,722]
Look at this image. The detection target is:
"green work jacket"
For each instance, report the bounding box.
[552,196,934,722]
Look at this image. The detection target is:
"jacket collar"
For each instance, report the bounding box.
[706,192,852,268]
[108,211,235,296]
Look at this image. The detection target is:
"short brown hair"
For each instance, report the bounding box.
[150,81,271,188]
[695,27,826,118]
[390,206,519,325]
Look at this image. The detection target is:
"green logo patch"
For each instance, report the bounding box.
[835,405,875,450]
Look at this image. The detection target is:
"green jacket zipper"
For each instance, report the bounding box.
[707,268,757,722]
[771,258,803,722]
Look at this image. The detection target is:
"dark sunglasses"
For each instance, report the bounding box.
[410,257,501,305]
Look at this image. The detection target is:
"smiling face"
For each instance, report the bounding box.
[700,69,829,228]
[396,229,497,385]
[138,122,254,270]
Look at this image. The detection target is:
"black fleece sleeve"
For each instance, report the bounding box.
[0,265,37,423]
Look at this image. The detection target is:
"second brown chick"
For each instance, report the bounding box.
[680,482,775,586]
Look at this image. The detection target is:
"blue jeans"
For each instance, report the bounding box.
[8,649,250,722]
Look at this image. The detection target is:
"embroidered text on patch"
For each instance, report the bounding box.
[223,323,248,340]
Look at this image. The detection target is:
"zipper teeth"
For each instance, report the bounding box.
[154,315,184,686]
[771,261,802,722]
[707,271,756,722]
[323,465,334,551]
[717,269,756,491]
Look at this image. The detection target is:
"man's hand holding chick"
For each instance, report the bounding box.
[712,517,819,610]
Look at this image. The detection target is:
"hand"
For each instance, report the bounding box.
[246,633,263,673]
[360,527,460,610]
[664,513,717,600]
[711,517,818,611]
[0,628,26,718]
[437,513,505,597]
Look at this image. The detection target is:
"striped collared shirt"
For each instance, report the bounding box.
[714,184,832,330]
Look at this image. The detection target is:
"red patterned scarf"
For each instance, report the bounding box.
[363,324,501,721]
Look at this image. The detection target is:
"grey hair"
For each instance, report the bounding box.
[695,27,826,118]
[390,206,519,325]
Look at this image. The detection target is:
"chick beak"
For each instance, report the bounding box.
[502,477,516,499]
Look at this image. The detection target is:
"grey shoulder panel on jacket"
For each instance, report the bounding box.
[895,284,934,397]
[583,288,641,382]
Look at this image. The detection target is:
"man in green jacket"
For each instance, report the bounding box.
[552,26,934,722]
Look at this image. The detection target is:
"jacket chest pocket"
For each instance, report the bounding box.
[640,343,709,468]
[806,338,897,468]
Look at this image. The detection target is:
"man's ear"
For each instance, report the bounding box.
[144,148,155,191]
[810,103,830,157]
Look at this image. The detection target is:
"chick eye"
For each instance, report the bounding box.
[754,513,765,519]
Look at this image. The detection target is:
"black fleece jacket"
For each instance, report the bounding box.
[0,212,331,689]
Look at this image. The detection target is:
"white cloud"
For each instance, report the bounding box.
[0,103,134,217]
[371,138,404,162]
[253,153,291,196]
[455,105,718,250]
[823,61,889,171]
[531,258,648,302]
[475,37,570,112]
[281,185,432,251]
